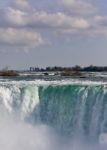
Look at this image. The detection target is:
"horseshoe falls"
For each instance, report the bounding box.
[1,78,107,150]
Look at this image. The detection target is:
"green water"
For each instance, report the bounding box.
[0,82,107,142]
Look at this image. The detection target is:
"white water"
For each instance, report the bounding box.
[0,115,59,150]
[0,115,106,150]
[0,79,107,150]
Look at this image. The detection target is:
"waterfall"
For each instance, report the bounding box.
[0,82,107,142]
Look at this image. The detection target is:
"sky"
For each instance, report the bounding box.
[0,0,107,69]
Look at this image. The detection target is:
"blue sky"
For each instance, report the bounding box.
[0,0,107,69]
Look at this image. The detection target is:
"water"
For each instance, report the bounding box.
[0,73,107,150]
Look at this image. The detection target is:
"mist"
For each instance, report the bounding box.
[0,83,107,150]
[0,113,107,150]
[0,115,59,150]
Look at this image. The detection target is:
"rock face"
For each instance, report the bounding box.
[0,70,19,76]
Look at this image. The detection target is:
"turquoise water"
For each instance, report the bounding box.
[0,77,107,149]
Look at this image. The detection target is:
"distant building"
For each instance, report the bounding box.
[30,67,40,72]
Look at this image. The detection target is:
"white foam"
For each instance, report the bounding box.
[0,79,107,87]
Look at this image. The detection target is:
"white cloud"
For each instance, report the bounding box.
[1,7,107,38]
[2,8,90,30]
[0,0,106,53]
[59,0,97,15]
[31,11,90,29]
[0,28,44,50]
[4,7,27,26]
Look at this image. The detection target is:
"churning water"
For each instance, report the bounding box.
[0,78,107,150]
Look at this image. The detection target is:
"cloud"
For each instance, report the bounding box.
[10,0,30,10]
[0,0,107,53]
[1,8,90,30]
[1,6,107,39]
[59,0,97,15]
[93,16,107,27]
[0,28,44,51]
[4,7,27,27]
[30,11,90,29]
[31,11,107,37]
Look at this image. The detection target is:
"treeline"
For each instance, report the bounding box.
[30,65,107,72]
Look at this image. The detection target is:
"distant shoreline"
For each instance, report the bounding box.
[29,65,107,72]
[1,65,107,77]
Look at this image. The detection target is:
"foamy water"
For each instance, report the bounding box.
[0,77,107,150]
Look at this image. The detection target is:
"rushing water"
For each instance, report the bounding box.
[0,76,107,150]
